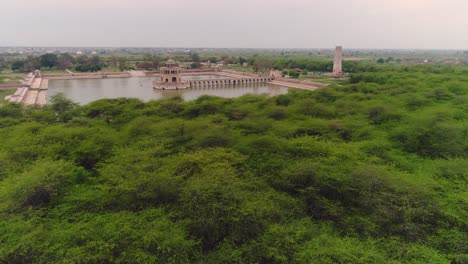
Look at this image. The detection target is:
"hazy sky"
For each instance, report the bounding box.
[1,0,467,49]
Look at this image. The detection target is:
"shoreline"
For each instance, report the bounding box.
[6,69,327,106]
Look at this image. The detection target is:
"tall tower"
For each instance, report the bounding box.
[332,46,343,76]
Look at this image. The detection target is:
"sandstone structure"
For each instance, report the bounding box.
[153,60,189,90]
[269,70,282,79]
[332,46,343,76]
[33,69,42,78]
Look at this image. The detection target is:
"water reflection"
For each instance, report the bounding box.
[48,75,289,104]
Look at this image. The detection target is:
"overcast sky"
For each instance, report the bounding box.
[1,0,467,49]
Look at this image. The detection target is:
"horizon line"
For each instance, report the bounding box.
[1,46,467,51]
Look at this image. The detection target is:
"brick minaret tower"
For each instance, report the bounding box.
[333,46,343,76]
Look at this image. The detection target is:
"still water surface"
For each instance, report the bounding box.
[48,75,288,104]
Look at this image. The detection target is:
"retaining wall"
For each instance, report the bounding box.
[274,77,327,88]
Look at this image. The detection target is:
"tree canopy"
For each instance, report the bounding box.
[0,65,466,263]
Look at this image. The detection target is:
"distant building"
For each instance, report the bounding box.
[270,70,282,79]
[201,61,212,68]
[153,60,189,90]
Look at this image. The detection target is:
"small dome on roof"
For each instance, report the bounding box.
[165,59,178,68]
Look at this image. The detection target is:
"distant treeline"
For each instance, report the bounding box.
[2,51,468,78]
[3,53,163,73]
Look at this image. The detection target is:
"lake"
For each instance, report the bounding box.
[48,75,289,104]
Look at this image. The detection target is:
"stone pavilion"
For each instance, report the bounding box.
[153,60,189,90]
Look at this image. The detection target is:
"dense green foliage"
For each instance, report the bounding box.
[0,66,466,263]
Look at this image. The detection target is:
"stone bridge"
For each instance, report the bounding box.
[188,77,273,87]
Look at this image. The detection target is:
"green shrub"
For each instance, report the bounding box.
[0,160,83,211]
[0,64,466,262]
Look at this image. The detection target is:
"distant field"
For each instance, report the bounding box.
[0,73,25,84]
[0,89,15,104]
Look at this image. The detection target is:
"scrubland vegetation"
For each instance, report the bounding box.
[0,64,466,263]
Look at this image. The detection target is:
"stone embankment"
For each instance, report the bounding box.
[128,71,146,77]
[6,87,28,103]
[219,70,325,90]
[220,70,270,79]
[22,76,47,106]
[4,72,48,106]
[5,73,34,103]
[22,90,39,105]
[267,77,326,90]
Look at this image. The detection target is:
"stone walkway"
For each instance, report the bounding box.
[267,80,325,90]
[36,91,47,106]
[40,79,48,89]
[22,78,47,106]
[30,78,42,89]
[23,90,39,105]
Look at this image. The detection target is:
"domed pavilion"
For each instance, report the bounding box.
[153,60,189,90]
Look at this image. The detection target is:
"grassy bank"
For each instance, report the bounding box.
[0,72,25,85]
[0,89,15,105]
